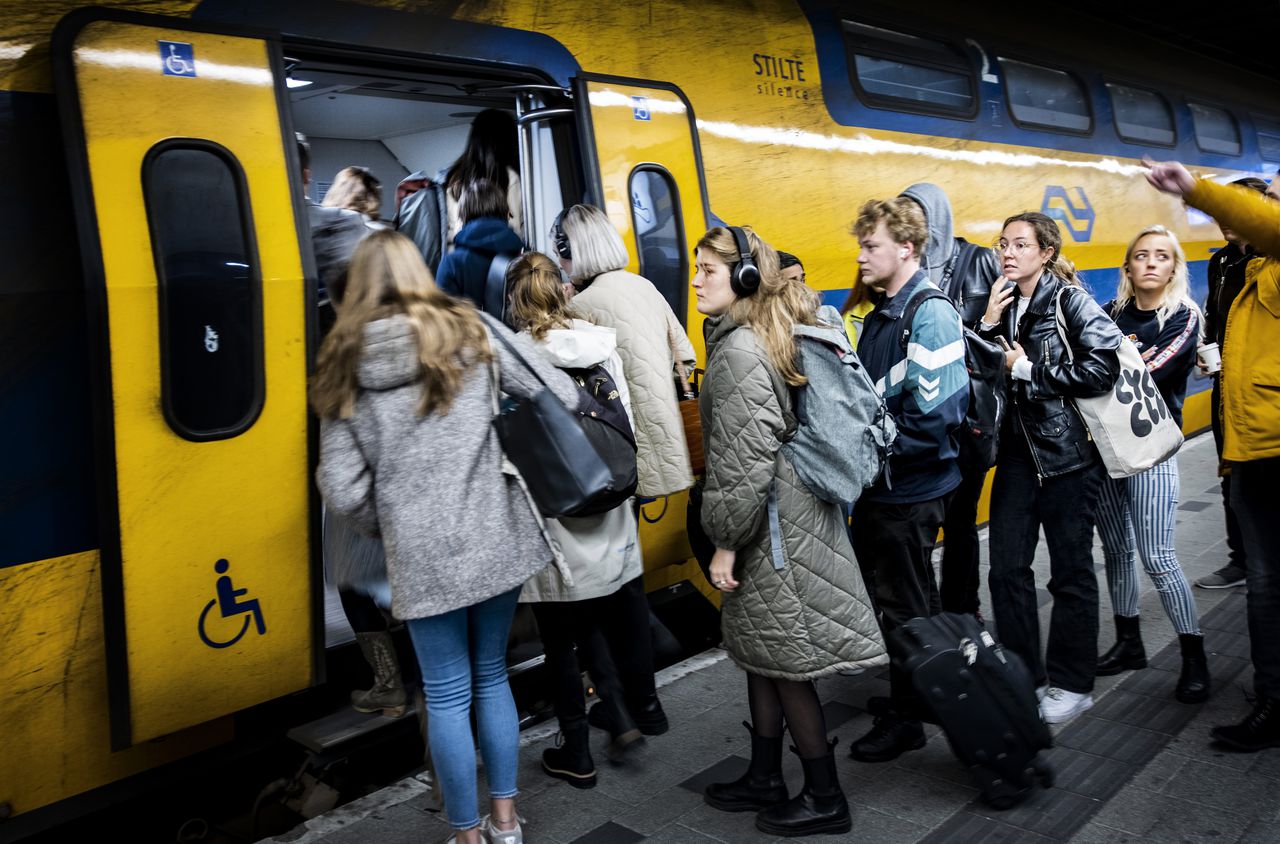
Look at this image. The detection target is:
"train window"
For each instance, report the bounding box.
[1189,102,1241,156]
[841,21,976,118]
[630,166,687,323]
[998,58,1091,134]
[1254,116,1280,163]
[1106,83,1175,146]
[143,141,264,441]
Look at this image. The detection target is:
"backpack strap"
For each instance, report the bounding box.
[486,252,518,323]
[897,287,953,352]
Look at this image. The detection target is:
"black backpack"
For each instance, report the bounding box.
[561,362,638,516]
[899,289,1007,472]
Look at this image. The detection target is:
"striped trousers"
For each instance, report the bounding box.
[1096,455,1201,635]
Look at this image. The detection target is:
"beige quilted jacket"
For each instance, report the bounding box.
[700,315,887,680]
[572,270,696,497]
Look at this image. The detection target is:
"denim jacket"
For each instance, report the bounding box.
[977,273,1123,479]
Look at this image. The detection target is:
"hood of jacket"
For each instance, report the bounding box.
[357,315,421,390]
[535,319,618,369]
[453,216,523,255]
[900,182,955,287]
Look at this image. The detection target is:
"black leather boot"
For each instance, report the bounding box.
[629,695,670,735]
[755,741,851,837]
[1211,695,1280,752]
[848,714,926,763]
[542,724,597,789]
[704,722,789,813]
[1097,615,1147,676]
[1175,634,1211,703]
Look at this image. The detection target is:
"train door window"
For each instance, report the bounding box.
[143,142,264,441]
[1254,116,1280,164]
[1189,102,1241,156]
[841,21,976,118]
[998,58,1091,134]
[630,167,686,320]
[1107,83,1175,146]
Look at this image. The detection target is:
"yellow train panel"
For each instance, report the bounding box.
[0,552,230,816]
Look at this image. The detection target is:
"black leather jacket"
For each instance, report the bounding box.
[944,239,1001,327]
[977,273,1123,479]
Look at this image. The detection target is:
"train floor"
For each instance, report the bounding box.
[264,432,1280,844]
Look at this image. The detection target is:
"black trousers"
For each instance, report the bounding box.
[340,586,389,634]
[851,493,950,713]
[1211,378,1247,569]
[530,575,656,731]
[988,445,1104,695]
[1231,457,1280,698]
[940,462,986,615]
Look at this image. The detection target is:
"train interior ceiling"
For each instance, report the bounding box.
[286,55,575,260]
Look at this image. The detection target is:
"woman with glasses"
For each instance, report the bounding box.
[978,212,1123,725]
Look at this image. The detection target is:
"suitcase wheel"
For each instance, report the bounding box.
[1032,757,1055,788]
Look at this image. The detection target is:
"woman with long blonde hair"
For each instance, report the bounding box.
[505,252,660,787]
[314,230,578,844]
[1093,225,1210,703]
[322,165,389,229]
[693,225,884,837]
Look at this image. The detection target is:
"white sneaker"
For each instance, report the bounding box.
[482,813,524,844]
[1035,685,1049,703]
[1039,687,1093,724]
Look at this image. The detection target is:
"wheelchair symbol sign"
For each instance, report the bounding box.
[198,558,266,649]
[159,41,197,78]
[631,96,651,121]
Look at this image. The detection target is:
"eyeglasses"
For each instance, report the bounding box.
[996,240,1040,255]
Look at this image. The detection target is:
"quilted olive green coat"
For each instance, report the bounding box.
[700,315,887,680]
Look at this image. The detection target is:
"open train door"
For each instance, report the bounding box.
[52,9,318,749]
[572,75,711,341]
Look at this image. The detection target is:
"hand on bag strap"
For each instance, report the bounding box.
[667,323,698,399]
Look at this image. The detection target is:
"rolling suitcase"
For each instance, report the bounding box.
[889,612,1054,809]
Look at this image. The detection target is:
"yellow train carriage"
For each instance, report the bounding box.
[3,0,1276,832]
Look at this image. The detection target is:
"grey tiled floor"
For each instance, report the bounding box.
[268,433,1279,843]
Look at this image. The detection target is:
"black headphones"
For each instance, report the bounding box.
[727,225,761,297]
[551,208,572,260]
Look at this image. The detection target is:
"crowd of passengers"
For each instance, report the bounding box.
[299,114,1280,843]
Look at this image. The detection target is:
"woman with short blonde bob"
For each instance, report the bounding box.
[506,252,660,787]
[694,225,885,837]
[1094,225,1210,703]
[314,230,578,844]
[322,165,389,229]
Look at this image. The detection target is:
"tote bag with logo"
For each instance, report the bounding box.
[1053,288,1183,479]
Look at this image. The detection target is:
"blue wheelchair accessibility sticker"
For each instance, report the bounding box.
[159,40,197,78]
[198,558,266,649]
[632,96,651,121]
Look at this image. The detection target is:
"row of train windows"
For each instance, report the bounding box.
[843,20,1280,160]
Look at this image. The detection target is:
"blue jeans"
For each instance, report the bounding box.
[1096,456,1200,635]
[407,588,521,830]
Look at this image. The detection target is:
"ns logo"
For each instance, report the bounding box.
[1041,186,1094,242]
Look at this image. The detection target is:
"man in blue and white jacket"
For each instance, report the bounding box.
[847,197,969,764]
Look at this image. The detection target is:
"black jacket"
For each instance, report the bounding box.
[977,273,1123,479]
[945,239,1000,327]
[1204,242,1255,349]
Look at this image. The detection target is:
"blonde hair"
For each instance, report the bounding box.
[696,226,819,387]
[1114,225,1205,336]
[310,230,491,419]
[560,204,630,283]
[506,251,582,340]
[852,198,928,255]
[323,166,382,218]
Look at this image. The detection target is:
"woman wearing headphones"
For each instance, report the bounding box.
[694,225,885,837]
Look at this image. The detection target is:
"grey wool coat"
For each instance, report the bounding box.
[316,312,579,621]
[700,314,887,680]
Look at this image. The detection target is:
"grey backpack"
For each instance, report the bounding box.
[395,171,448,275]
[782,306,897,505]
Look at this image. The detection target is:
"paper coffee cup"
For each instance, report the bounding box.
[1198,343,1222,374]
